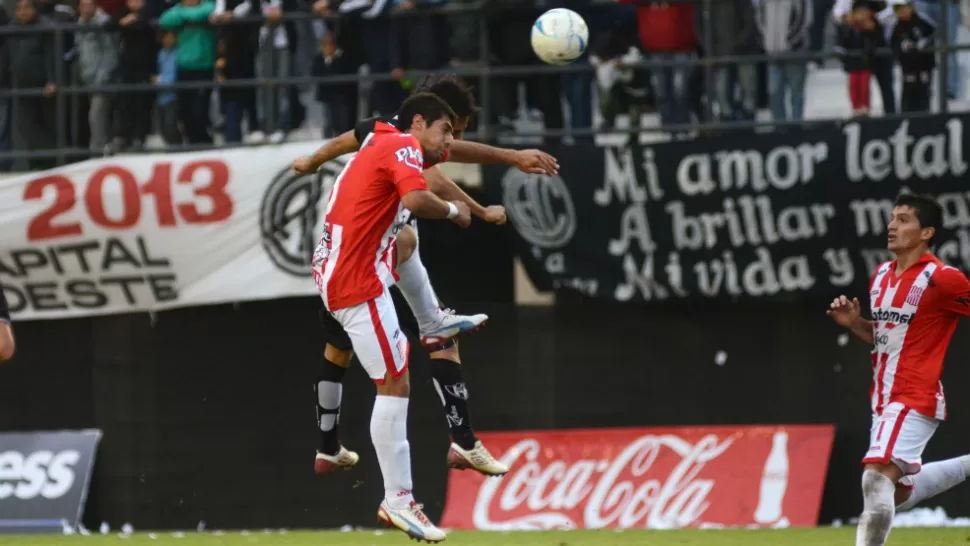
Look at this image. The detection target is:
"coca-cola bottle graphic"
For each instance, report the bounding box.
[753,431,789,524]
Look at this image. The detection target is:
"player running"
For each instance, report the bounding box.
[314,92,466,542]
[293,76,558,478]
[827,193,970,546]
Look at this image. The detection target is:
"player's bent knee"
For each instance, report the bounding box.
[376,369,410,398]
[894,481,914,508]
[324,344,353,368]
[863,462,903,484]
[396,225,417,266]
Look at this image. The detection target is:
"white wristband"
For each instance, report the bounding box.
[446,202,459,219]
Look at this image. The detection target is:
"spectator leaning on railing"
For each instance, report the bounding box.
[888,0,936,112]
[233,0,296,143]
[8,0,57,170]
[160,0,216,145]
[154,29,182,144]
[620,0,696,132]
[0,6,12,170]
[833,0,898,113]
[914,0,964,99]
[212,0,261,144]
[105,0,157,152]
[695,0,759,123]
[754,0,812,125]
[76,0,118,153]
[311,30,356,138]
[835,0,887,116]
[589,28,649,130]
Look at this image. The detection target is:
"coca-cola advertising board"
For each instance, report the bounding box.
[440,425,834,530]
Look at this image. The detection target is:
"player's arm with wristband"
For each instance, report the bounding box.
[423,166,506,225]
[391,140,471,227]
[401,189,470,227]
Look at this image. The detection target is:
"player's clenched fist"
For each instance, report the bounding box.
[292,156,318,174]
[826,295,861,327]
[293,157,320,174]
[483,205,506,225]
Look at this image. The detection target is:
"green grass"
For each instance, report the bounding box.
[2,528,970,545]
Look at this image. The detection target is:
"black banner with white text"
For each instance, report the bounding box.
[489,114,970,302]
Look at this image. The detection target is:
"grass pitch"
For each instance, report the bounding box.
[2,528,970,545]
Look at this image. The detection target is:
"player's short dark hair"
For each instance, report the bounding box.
[396,92,457,132]
[413,75,479,120]
[894,193,943,244]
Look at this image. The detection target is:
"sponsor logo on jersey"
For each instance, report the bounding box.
[394,146,424,171]
[872,308,914,324]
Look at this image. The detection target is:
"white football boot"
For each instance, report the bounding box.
[314,446,359,474]
[377,499,447,543]
[419,308,488,349]
[447,440,509,477]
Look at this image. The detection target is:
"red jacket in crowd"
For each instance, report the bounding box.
[620,1,696,53]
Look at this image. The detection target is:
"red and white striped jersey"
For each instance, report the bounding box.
[868,253,970,420]
[312,122,428,311]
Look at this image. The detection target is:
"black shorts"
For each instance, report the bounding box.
[319,286,452,353]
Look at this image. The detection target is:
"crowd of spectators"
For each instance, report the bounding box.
[0,0,966,169]
[591,0,970,138]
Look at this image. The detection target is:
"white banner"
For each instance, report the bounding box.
[0,142,355,321]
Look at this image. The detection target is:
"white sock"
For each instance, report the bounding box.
[857,470,896,546]
[370,395,414,510]
[897,456,969,511]
[395,248,441,329]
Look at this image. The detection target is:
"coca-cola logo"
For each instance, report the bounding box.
[471,434,738,530]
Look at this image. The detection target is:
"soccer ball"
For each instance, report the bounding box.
[530,8,589,66]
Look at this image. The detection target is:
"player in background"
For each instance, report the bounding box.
[314,92,466,542]
[0,286,15,361]
[293,77,556,477]
[827,193,970,546]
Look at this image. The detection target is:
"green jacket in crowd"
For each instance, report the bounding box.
[159,0,216,71]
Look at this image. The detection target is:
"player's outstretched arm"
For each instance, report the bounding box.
[424,165,506,225]
[401,190,471,228]
[292,130,360,174]
[827,295,875,345]
[448,140,559,176]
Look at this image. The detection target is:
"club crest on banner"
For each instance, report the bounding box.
[501,169,576,249]
[259,158,347,277]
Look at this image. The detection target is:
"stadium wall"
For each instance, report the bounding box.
[3,202,970,531]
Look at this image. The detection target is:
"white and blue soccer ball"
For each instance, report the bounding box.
[530,8,589,66]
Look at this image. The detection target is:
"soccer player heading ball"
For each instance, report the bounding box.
[828,193,970,546]
[311,92,467,542]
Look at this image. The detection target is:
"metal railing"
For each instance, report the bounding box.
[0,0,966,167]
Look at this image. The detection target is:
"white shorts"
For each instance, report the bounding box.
[863,401,939,476]
[330,285,410,384]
